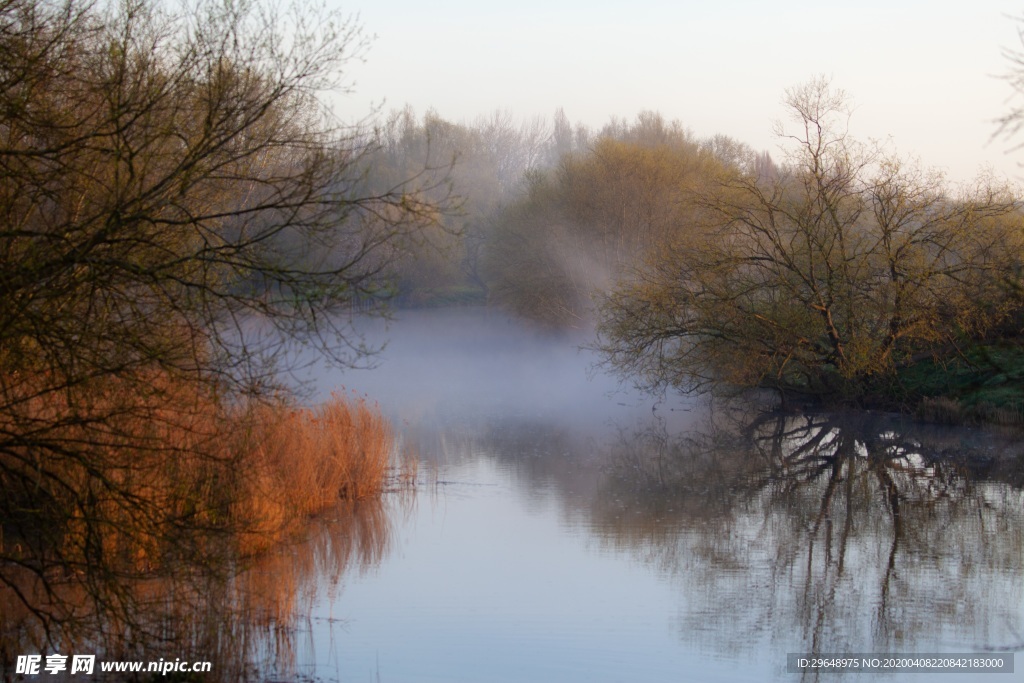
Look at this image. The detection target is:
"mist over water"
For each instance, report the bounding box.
[311,307,702,434]
[278,307,1024,683]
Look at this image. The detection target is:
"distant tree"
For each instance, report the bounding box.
[996,14,1024,305]
[369,107,562,304]
[598,78,1023,401]
[550,107,575,163]
[484,114,725,326]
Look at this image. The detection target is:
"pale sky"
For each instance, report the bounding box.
[334,0,1024,184]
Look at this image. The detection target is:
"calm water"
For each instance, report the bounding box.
[276,308,1024,683]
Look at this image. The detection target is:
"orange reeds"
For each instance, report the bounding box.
[230,393,396,555]
[0,368,402,667]
[0,365,399,569]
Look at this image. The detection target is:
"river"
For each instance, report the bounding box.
[267,307,1024,682]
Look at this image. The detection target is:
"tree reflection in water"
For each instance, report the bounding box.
[597,406,1024,662]
[0,499,398,682]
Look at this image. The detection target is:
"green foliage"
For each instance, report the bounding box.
[895,344,1024,420]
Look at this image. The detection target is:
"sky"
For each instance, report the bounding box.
[332,0,1024,184]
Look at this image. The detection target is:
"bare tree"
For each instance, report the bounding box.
[598,78,1022,402]
[0,0,450,645]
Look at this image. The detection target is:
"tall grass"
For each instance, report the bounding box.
[231,393,399,555]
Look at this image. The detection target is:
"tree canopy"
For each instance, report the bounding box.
[484,113,732,326]
[597,78,1024,402]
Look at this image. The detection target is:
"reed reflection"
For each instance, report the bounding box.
[595,407,1024,661]
[0,498,397,682]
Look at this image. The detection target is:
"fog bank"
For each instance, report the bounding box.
[309,307,701,432]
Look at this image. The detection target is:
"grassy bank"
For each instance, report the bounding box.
[892,344,1024,426]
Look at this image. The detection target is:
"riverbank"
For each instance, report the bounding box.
[891,344,1024,427]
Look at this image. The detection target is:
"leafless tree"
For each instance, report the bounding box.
[598,78,1022,401]
[0,0,450,646]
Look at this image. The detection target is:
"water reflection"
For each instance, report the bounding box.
[392,382,1024,669]
[594,407,1024,665]
[317,394,1024,681]
[12,303,1013,681]
[296,309,1024,681]
[0,499,396,682]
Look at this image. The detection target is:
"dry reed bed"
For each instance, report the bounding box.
[0,373,405,670]
[232,392,402,555]
[0,372,405,580]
